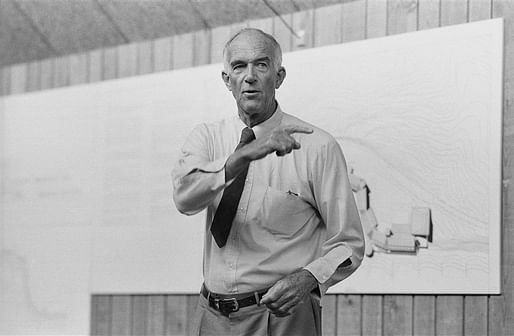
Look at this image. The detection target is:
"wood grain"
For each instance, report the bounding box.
[292,9,315,51]
[272,13,293,53]
[102,46,118,80]
[117,43,138,78]
[153,37,173,72]
[91,295,112,336]
[342,0,366,42]
[26,61,41,92]
[111,295,132,336]
[193,29,211,66]
[69,53,89,85]
[337,295,361,336]
[8,64,27,94]
[417,0,440,30]
[366,0,388,39]
[440,0,468,26]
[464,296,488,336]
[387,0,418,35]
[413,296,435,336]
[137,40,154,75]
[436,296,463,335]
[469,0,492,22]
[39,58,53,89]
[384,295,413,336]
[164,295,187,336]
[362,295,382,336]
[147,295,166,335]
[88,49,103,83]
[131,295,148,335]
[314,4,342,47]
[321,295,337,336]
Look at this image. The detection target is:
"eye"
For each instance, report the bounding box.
[256,62,268,70]
[232,63,245,73]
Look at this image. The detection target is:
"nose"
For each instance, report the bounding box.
[244,64,257,83]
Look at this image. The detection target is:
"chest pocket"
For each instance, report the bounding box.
[259,186,314,236]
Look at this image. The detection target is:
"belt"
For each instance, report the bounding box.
[201,284,269,317]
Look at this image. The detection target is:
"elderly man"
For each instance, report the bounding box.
[172,28,364,336]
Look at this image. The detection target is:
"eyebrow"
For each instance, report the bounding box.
[230,56,271,67]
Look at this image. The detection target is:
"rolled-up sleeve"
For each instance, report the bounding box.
[172,124,231,215]
[303,139,365,295]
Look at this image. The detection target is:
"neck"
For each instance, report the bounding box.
[238,100,277,127]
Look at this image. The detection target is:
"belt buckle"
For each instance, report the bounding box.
[214,297,239,316]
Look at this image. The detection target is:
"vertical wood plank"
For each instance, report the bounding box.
[384,295,413,336]
[440,0,468,26]
[40,58,54,90]
[464,296,487,336]
[164,295,187,336]
[9,64,28,94]
[102,46,118,81]
[493,1,514,335]
[469,0,492,22]
[247,17,274,35]
[26,61,41,92]
[91,295,112,336]
[436,296,463,336]
[173,33,195,70]
[366,0,388,39]
[210,25,232,64]
[147,295,166,336]
[292,9,315,51]
[186,295,199,336]
[53,56,70,88]
[111,295,132,336]
[342,0,367,42]
[131,295,148,336]
[137,41,154,75]
[337,295,361,336]
[362,295,383,336]
[413,296,435,336]
[273,13,293,53]
[387,0,418,35]
[418,0,440,30]
[314,4,342,47]
[321,295,337,336]
[488,296,504,336]
[69,53,89,85]
[117,43,138,78]
[153,37,173,72]
[88,50,103,83]
[193,29,212,66]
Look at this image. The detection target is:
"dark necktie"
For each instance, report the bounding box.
[211,127,255,248]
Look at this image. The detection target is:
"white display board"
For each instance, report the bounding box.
[0,19,503,335]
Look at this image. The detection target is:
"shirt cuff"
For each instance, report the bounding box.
[303,245,353,284]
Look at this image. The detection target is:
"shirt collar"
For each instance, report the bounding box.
[240,104,283,140]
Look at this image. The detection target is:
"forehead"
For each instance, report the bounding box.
[226,32,275,62]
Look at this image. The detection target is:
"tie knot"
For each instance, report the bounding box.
[240,127,255,145]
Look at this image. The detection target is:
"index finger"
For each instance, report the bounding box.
[283,125,313,135]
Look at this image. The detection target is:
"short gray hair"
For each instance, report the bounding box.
[223,28,282,72]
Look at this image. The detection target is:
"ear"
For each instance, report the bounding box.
[275,67,286,89]
[221,71,232,91]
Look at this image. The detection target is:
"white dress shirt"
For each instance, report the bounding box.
[172,105,364,295]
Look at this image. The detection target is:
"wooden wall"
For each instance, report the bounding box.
[1,0,513,335]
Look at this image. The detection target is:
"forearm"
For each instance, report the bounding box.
[172,156,228,215]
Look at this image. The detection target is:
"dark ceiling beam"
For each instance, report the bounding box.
[92,0,130,44]
[10,0,60,56]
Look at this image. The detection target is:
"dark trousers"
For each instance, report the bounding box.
[190,291,322,336]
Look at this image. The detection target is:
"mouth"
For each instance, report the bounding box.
[242,90,260,94]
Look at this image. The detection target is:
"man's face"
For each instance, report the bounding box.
[222,32,285,122]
